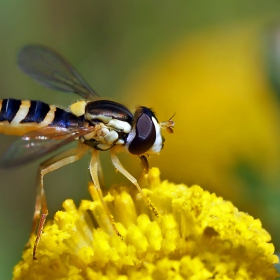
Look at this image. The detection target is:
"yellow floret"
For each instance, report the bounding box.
[13,168,279,280]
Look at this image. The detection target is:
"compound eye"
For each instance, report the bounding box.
[128,108,156,155]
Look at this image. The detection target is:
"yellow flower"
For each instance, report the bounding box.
[13,168,279,279]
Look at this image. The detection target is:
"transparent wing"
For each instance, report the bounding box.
[0,126,94,168]
[18,45,99,100]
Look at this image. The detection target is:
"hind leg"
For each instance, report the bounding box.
[32,143,89,259]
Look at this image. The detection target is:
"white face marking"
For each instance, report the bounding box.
[147,117,163,154]
[125,116,163,155]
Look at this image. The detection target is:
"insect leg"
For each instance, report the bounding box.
[110,149,159,218]
[139,155,149,174]
[97,155,105,188]
[32,142,89,260]
[89,149,122,238]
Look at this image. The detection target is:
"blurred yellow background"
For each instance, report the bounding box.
[1,1,280,279]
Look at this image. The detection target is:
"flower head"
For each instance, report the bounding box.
[13,168,279,279]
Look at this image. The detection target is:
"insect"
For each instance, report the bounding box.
[0,45,174,259]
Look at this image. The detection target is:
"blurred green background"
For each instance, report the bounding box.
[1,1,280,279]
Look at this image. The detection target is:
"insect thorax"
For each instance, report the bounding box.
[80,100,134,151]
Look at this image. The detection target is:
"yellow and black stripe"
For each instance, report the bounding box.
[0,99,84,136]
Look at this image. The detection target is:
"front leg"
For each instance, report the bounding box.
[110,148,159,218]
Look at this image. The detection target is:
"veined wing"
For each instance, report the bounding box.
[18,45,99,100]
[0,126,94,168]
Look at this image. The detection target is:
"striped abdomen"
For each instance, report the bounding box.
[0,99,84,136]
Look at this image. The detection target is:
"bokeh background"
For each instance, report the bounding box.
[1,1,280,278]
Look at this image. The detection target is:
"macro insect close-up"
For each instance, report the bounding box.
[0,45,174,260]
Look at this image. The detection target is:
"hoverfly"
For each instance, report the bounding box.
[0,45,174,259]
